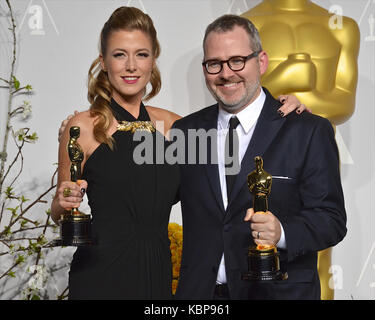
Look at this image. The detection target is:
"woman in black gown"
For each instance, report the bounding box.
[51,7,180,299]
[51,6,306,300]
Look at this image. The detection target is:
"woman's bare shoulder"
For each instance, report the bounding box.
[60,110,101,147]
[145,105,182,125]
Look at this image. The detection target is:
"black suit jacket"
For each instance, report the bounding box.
[173,88,346,300]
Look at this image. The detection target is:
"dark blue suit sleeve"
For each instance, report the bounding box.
[280,118,347,262]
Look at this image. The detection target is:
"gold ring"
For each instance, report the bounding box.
[63,187,71,197]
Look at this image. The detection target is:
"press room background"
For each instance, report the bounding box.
[0,0,374,299]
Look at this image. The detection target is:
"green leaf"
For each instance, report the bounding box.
[37,235,47,246]
[31,295,41,300]
[6,206,19,217]
[7,271,16,278]
[15,255,25,265]
[12,76,20,90]
[5,186,14,197]
[15,129,26,141]
[20,195,29,203]
[21,220,28,228]
[3,226,11,236]
[25,132,38,143]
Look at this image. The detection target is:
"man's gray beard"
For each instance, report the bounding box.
[210,79,260,114]
[220,99,248,113]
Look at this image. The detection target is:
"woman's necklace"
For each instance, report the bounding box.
[117,120,155,133]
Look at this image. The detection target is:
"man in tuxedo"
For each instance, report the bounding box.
[173,14,346,300]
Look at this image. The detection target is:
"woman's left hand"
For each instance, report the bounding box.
[277,95,312,117]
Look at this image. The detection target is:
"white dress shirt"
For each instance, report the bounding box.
[216,88,286,284]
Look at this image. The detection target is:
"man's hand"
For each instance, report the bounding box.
[244,208,282,247]
[58,111,79,142]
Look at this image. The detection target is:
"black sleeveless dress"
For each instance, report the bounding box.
[68,99,180,300]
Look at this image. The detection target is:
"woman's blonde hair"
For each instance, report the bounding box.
[87,6,161,149]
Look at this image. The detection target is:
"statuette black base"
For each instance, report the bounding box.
[242,247,286,281]
[53,213,93,247]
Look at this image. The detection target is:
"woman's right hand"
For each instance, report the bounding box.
[57,180,88,211]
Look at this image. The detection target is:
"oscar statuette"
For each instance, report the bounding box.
[242,156,285,281]
[53,126,92,246]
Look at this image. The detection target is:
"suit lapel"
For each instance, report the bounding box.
[201,104,226,216]
[225,88,286,216]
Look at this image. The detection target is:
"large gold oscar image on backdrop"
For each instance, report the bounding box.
[242,0,360,299]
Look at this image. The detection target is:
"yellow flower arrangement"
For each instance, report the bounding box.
[168,222,183,295]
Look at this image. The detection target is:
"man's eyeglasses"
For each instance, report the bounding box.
[202,51,261,75]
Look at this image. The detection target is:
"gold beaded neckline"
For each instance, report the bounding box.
[117,121,155,133]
